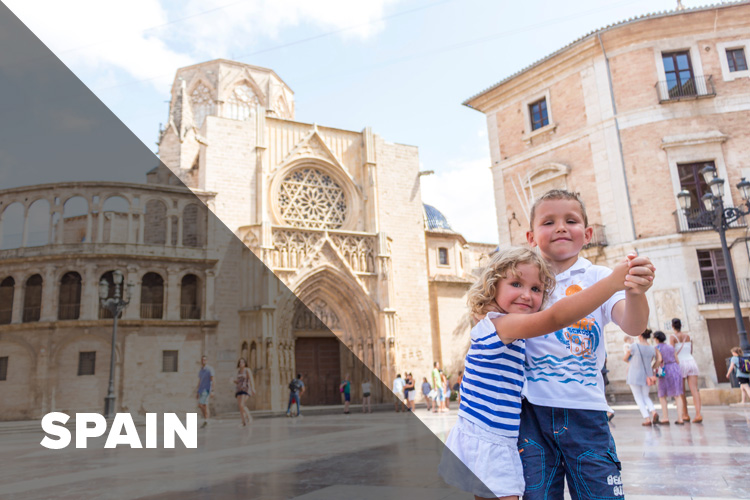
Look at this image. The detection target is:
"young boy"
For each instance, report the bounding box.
[520,190,654,499]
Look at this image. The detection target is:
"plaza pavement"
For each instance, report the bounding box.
[1,404,748,499]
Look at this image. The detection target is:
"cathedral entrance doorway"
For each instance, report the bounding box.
[295,336,341,406]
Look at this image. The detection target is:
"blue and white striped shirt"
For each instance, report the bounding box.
[458,312,525,438]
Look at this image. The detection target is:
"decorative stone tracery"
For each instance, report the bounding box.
[191,83,215,128]
[226,84,257,121]
[277,168,347,229]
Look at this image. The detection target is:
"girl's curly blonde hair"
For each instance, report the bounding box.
[467,246,556,318]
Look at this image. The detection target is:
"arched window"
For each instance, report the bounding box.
[226,84,257,121]
[278,168,347,229]
[140,272,164,319]
[26,199,50,247]
[101,196,130,243]
[0,277,15,324]
[182,204,205,247]
[180,274,200,319]
[1,203,24,249]
[191,83,215,128]
[23,274,42,323]
[144,200,167,245]
[62,196,89,244]
[58,272,82,320]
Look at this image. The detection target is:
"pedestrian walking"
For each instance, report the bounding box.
[670,318,703,423]
[625,329,659,426]
[392,373,405,412]
[727,347,750,404]
[196,355,214,428]
[361,379,372,413]
[286,374,305,417]
[654,330,685,424]
[404,372,416,411]
[233,357,255,427]
[339,374,351,414]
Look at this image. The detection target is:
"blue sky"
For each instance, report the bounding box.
[5,0,712,243]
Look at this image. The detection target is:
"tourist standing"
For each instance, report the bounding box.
[234,357,255,427]
[421,376,432,411]
[625,329,659,426]
[392,373,405,412]
[339,374,351,414]
[196,355,214,428]
[361,379,372,413]
[654,330,685,424]
[286,374,305,417]
[404,373,416,411]
[669,318,703,423]
[727,347,750,404]
[431,362,441,413]
[441,371,451,410]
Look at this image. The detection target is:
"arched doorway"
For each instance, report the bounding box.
[292,300,341,406]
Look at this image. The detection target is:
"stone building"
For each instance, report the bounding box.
[464,1,750,387]
[0,59,493,419]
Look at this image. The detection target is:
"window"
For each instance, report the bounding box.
[58,272,82,320]
[662,51,695,98]
[697,249,731,303]
[78,352,96,376]
[162,350,179,373]
[678,161,713,228]
[22,274,42,323]
[180,274,201,319]
[438,248,449,266]
[727,48,748,73]
[0,356,7,381]
[528,98,549,131]
[140,272,164,319]
[0,277,14,324]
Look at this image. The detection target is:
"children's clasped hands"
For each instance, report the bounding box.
[610,253,655,293]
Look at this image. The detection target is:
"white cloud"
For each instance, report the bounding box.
[421,157,499,244]
[5,0,400,90]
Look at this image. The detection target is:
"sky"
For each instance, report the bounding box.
[4,0,714,243]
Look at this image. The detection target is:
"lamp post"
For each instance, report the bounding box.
[676,165,750,351]
[99,270,134,418]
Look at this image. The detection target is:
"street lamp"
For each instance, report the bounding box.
[99,270,134,418]
[676,169,750,351]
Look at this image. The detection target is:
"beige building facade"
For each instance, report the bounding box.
[465,2,750,387]
[0,59,492,420]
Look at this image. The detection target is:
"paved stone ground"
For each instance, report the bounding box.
[1,404,748,499]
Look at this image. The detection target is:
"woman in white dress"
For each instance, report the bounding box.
[669,318,703,423]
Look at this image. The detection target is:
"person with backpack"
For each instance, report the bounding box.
[286,374,305,417]
[727,347,750,404]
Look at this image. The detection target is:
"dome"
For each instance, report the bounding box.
[423,204,454,232]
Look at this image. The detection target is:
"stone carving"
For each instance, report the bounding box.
[270,227,376,274]
[293,298,340,331]
[278,168,346,229]
[226,84,257,121]
[191,83,214,128]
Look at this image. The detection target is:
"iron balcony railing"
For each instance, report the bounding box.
[22,306,41,323]
[58,303,81,320]
[180,305,201,320]
[656,75,715,102]
[695,277,750,305]
[140,303,164,319]
[673,208,747,233]
[583,223,607,249]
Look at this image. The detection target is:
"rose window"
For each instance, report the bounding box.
[278,168,347,229]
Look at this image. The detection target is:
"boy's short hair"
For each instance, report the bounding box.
[467,246,556,317]
[529,189,588,229]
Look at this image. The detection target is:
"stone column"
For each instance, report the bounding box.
[39,267,56,322]
[21,204,28,247]
[123,266,140,320]
[11,279,23,324]
[165,266,180,320]
[79,264,98,320]
[205,269,215,321]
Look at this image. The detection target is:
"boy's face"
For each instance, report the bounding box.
[527,199,592,268]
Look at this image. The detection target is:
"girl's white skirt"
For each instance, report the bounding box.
[680,358,700,377]
[438,417,524,498]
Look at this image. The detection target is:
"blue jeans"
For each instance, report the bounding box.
[287,392,300,415]
[518,399,623,499]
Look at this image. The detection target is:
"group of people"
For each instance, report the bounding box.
[391,366,462,413]
[624,319,704,426]
[195,355,257,428]
[438,190,655,500]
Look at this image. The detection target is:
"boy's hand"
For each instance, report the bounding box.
[625,254,655,294]
[609,258,631,291]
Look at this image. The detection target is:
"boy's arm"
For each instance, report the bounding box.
[612,255,655,335]
[491,259,628,343]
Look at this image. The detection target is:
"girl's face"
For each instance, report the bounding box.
[494,263,545,314]
[238,359,246,368]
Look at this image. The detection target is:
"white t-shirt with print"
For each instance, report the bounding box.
[523,257,625,412]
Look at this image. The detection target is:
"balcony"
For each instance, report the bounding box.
[58,303,81,320]
[22,306,41,323]
[673,208,747,233]
[656,75,715,103]
[583,223,607,249]
[140,303,164,319]
[180,305,201,320]
[695,277,750,305]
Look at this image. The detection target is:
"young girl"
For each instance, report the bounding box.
[727,347,750,403]
[438,247,638,500]
[233,358,255,427]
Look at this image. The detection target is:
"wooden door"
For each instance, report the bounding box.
[295,337,341,406]
[706,317,749,382]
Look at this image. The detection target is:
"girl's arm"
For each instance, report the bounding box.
[726,358,736,379]
[492,259,629,343]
